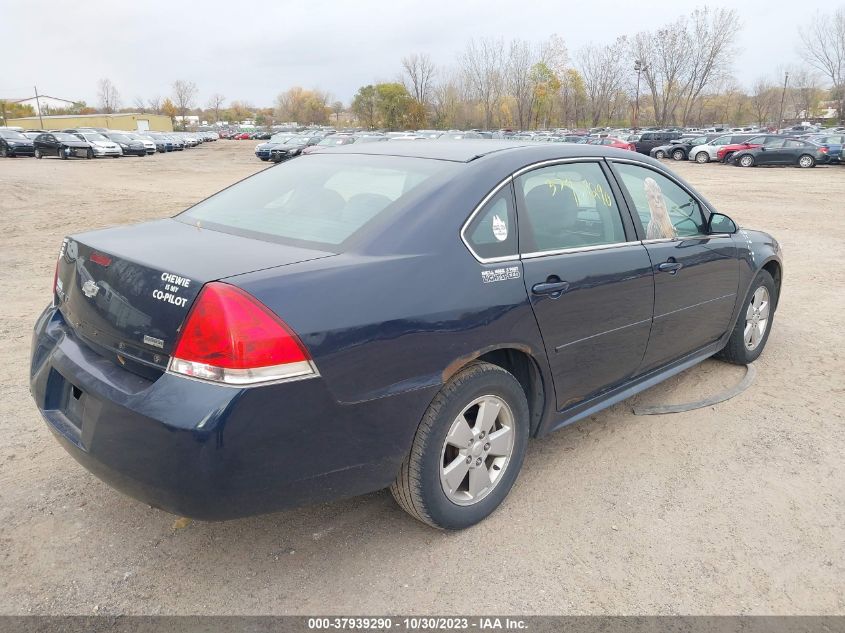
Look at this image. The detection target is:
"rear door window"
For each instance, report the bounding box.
[516,162,626,253]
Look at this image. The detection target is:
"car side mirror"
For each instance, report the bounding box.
[708,213,737,234]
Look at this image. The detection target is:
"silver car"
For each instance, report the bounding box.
[688,134,756,164]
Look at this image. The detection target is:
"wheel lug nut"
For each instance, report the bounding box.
[475,458,482,466]
[465,456,472,464]
[484,443,490,451]
[479,431,485,439]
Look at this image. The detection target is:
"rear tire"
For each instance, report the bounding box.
[717,270,777,365]
[390,361,529,530]
[739,154,755,167]
[722,152,735,163]
[86,148,94,159]
[798,154,815,168]
[695,151,710,164]
[672,148,685,161]
[654,149,666,159]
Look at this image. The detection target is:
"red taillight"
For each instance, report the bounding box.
[169,282,315,386]
[820,146,829,153]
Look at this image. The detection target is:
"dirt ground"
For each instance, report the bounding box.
[0,142,842,616]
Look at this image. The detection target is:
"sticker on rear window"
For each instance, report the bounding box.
[492,214,508,241]
[481,266,520,284]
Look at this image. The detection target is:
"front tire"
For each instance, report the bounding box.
[654,149,666,159]
[390,361,529,530]
[0,145,7,158]
[86,148,94,159]
[35,148,42,159]
[717,270,777,365]
[672,148,686,161]
[695,151,710,164]
[739,154,755,167]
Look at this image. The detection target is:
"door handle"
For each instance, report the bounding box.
[531,280,570,296]
[657,260,683,274]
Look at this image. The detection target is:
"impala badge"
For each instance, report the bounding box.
[82,280,100,298]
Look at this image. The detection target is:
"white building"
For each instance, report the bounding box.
[7,95,77,115]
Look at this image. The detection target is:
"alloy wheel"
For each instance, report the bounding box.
[696,152,709,163]
[744,286,770,351]
[672,149,685,160]
[440,395,515,506]
[798,155,814,168]
[655,150,665,159]
[740,155,754,167]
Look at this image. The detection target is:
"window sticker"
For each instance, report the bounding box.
[643,177,677,240]
[545,177,613,207]
[491,214,508,241]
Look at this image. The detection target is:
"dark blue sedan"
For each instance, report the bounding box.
[30,141,783,529]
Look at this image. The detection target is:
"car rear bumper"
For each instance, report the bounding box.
[30,306,428,520]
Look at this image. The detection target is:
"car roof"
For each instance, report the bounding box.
[325,139,641,163]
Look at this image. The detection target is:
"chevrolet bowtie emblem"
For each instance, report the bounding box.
[82,280,100,298]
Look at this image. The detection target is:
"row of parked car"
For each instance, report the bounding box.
[648,131,844,168]
[0,127,219,159]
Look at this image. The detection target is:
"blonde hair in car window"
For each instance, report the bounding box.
[643,177,676,240]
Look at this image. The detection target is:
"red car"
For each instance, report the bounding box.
[587,137,636,151]
[716,135,784,162]
[233,132,251,140]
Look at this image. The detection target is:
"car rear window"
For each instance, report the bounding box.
[177,154,450,248]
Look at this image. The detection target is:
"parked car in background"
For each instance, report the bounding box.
[30,141,782,530]
[688,134,757,164]
[650,133,721,161]
[67,131,123,158]
[731,138,829,168]
[103,132,147,157]
[438,132,484,140]
[125,133,157,155]
[139,133,171,153]
[255,133,296,161]
[585,137,636,151]
[301,135,356,154]
[0,128,35,157]
[633,130,684,155]
[806,134,845,162]
[716,135,786,163]
[268,135,321,163]
[33,132,93,159]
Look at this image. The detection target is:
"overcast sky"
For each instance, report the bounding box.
[3,0,832,108]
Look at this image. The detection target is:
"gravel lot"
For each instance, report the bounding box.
[0,142,842,615]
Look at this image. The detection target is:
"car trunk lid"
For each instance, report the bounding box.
[55,218,334,377]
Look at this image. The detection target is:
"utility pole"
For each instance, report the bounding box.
[778,71,789,131]
[33,85,45,129]
[633,60,646,131]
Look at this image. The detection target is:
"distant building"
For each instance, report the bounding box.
[5,95,78,115]
[6,112,173,132]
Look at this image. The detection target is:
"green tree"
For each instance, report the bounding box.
[351,85,378,129]
[375,83,412,130]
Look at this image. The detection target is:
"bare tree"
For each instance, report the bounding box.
[207,93,226,122]
[132,96,147,113]
[506,39,538,130]
[461,38,504,130]
[799,9,845,122]
[401,53,436,105]
[148,95,162,115]
[332,101,344,123]
[578,38,629,126]
[97,78,120,113]
[172,80,198,129]
[678,8,740,125]
[750,77,777,127]
[632,21,689,126]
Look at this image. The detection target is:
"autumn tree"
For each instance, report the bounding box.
[351,85,378,129]
[275,87,330,124]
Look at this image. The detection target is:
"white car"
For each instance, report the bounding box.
[73,132,123,157]
[687,133,754,164]
[126,133,156,154]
